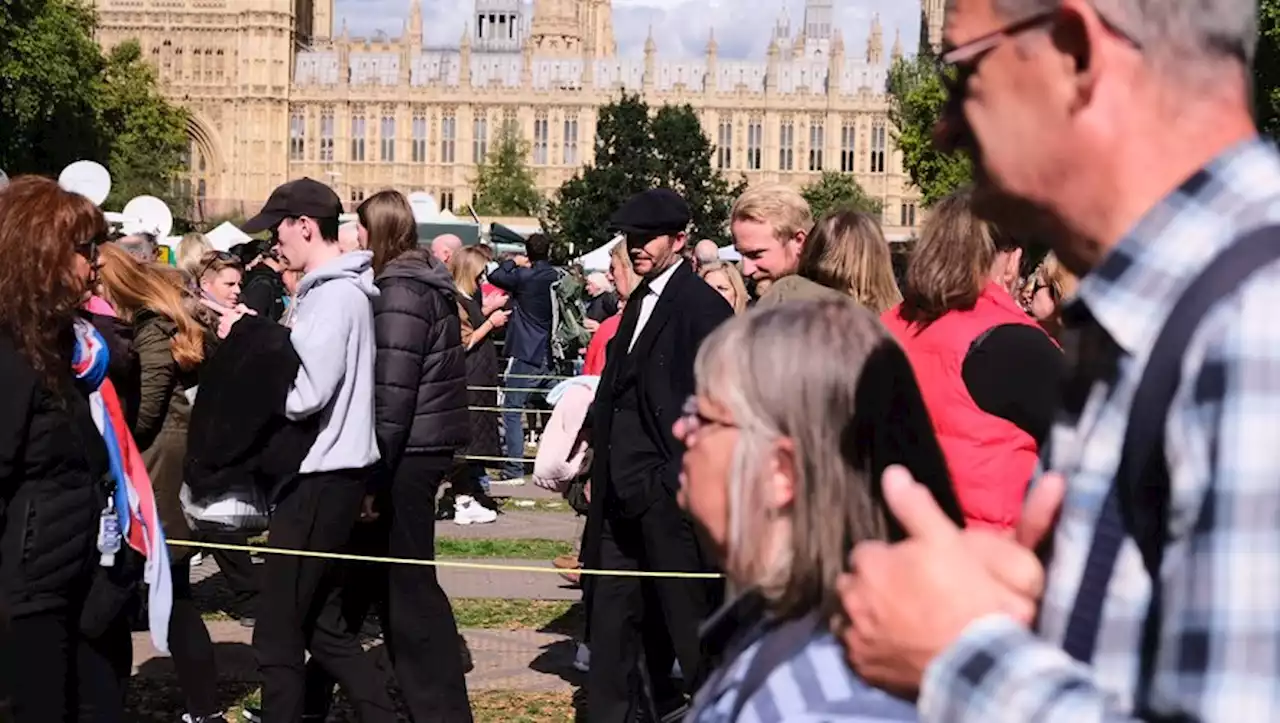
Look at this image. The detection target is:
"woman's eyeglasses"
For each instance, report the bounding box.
[76,238,102,266]
[678,395,738,439]
[199,251,235,279]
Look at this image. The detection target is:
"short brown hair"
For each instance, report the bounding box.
[730,184,813,242]
[900,188,1012,327]
[800,210,902,314]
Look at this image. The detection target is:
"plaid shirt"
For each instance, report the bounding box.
[918,137,1280,722]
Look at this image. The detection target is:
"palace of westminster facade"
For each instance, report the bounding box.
[90,0,948,239]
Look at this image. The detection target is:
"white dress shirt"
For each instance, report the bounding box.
[628,259,682,353]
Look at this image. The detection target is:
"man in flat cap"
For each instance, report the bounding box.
[585,188,733,722]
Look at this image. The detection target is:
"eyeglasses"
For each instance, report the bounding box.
[76,238,102,266]
[940,9,1142,108]
[198,251,235,281]
[678,395,738,440]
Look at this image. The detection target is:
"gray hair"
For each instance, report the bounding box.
[989,0,1257,76]
[693,299,892,619]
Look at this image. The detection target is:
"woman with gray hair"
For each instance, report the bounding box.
[677,298,962,722]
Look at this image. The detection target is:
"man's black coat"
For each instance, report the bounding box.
[587,261,734,520]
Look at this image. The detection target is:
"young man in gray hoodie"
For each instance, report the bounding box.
[238,178,396,723]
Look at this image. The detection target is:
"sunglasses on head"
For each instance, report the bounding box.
[199,251,235,280]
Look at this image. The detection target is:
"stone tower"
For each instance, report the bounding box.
[529,0,582,56]
[476,0,524,52]
[802,0,833,57]
[922,0,945,52]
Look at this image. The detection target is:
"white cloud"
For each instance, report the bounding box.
[333,0,922,60]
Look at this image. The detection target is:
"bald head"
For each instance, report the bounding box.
[694,239,720,267]
[337,222,361,253]
[432,234,463,264]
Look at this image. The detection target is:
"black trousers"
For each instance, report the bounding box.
[303,454,473,723]
[168,563,218,717]
[253,469,396,723]
[5,610,77,723]
[202,528,260,618]
[76,612,131,723]
[587,493,720,723]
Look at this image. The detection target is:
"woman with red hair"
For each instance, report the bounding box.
[0,176,113,721]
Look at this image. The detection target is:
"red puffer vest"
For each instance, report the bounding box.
[881,283,1044,531]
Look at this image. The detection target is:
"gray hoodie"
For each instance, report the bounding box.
[285,250,382,475]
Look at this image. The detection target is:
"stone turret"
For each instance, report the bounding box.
[643,25,656,91]
[867,13,883,64]
[891,28,903,62]
[459,23,472,87]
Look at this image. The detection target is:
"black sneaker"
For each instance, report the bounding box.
[435,494,457,521]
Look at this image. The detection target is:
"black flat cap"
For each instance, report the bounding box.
[242,177,344,233]
[609,188,691,236]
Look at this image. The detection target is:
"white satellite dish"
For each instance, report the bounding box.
[407,191,439,222]
[121,195,174,239]
[59,160,112,206]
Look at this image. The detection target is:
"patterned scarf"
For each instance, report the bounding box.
[72,317,173,653]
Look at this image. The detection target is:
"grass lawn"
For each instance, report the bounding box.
[435,537,574,559]
[452,598,582,635]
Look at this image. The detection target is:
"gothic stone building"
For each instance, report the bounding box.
[91,0,947,239]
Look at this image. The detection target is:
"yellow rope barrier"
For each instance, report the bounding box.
[169,539,723,579]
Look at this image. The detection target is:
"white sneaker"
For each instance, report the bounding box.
[573,642,590,672]
[453,496,498,525]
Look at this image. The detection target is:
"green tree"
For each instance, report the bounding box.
[0,0,106,174]
[98,40,190,211]
[801,171,883,220]
[651,104,746,241]
[887,49,973,206]
[542,93,743,260]
[471,121,543,216]
[1258,0,1280,137]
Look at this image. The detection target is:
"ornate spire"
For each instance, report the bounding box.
[644,24,656,55]
[891,27,903,61]
[706,27,718,57]
[460,22,471,48]
[866,13,884,64]
[404,0,421,46]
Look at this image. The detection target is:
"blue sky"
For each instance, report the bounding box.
[332,0,922,59]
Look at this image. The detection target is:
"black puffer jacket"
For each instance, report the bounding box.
[0,331,106,619]
[373,249,469,472]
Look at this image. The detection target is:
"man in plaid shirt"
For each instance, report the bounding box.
[836,0,1280,721]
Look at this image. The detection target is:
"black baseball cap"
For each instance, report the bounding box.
[241,177,343,234]
[609,188,691,236]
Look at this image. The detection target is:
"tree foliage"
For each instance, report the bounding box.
[0,0,105,174]
[471,121,543,216]
[887,49,973,206]
[99,40,190,210]
[1258,0,1280,137]
[542,94,745,261]
[0,0,189,213]
[801,172,883,220]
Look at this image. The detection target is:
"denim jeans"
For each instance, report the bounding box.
[501,357,557,479]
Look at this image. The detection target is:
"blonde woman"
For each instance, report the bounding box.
[176,231,213,284]
[881,188,1062,531]
[698,260,749,314]
[583,239,641,375]
[96,243,223,723]
[448,244,510,515]
[1028,252,1079,339]
[679,299,960,721]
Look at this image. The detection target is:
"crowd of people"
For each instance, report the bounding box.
[5,0,1280,721]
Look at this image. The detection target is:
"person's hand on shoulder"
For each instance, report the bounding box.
[836,466,1064,694]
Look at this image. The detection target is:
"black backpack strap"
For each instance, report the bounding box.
[725,612,821,722]
[1062,226,1280,713]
